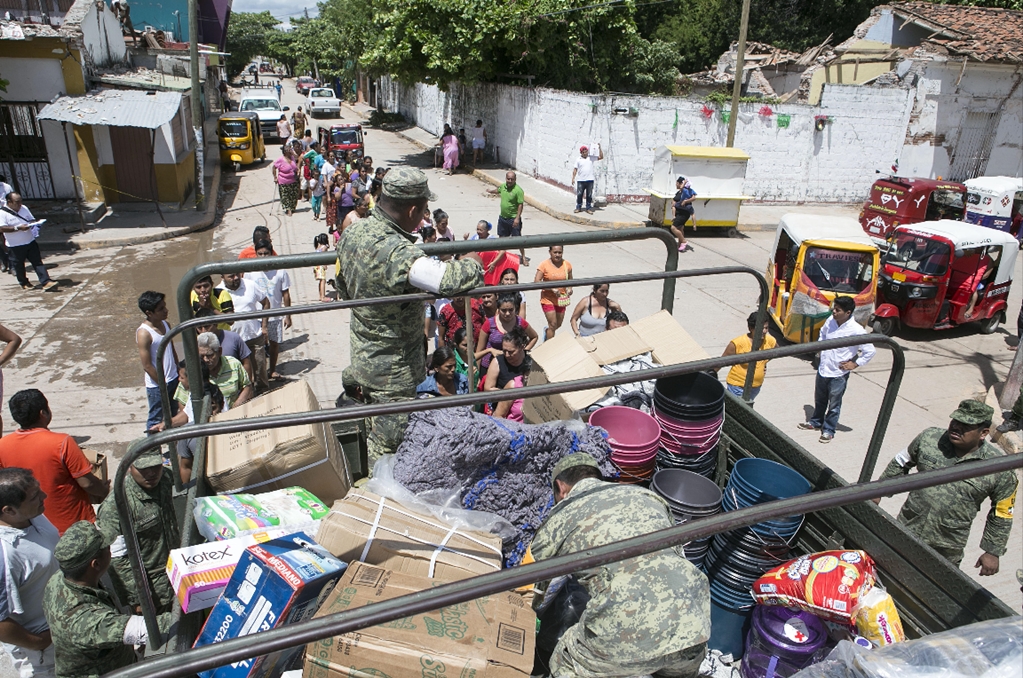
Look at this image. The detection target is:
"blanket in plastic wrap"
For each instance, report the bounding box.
[392,407,615,566]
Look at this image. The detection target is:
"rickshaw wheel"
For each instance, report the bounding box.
[979,314,1003,335]
[873,317,897,336]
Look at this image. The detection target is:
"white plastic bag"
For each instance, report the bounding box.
[365,454,518,544]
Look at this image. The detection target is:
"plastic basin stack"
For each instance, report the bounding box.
[650,468,722,569]
[653,373,724,479]
[589,406,661,484]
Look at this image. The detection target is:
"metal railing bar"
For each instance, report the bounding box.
[107,450,1020,678]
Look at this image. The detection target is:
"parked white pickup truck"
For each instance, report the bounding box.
[306,87,341,118]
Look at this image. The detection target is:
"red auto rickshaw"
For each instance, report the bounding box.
[871,220,1018,336]
[318,123,365,162]
[860,177,966,243]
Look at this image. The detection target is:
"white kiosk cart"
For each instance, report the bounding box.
[645,146,751,235]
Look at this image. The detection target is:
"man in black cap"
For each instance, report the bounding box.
[43,521,173,678]
[878,399,1017,575]
[96,451,178,614]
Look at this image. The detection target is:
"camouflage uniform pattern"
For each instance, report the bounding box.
[531,477,710,677]
[335,169,483,464]
[880,427,1017,565]
[96,470,179,612]
[43,520,173,678]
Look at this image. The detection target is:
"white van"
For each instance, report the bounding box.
[238,88,289,139]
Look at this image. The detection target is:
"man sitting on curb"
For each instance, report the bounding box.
[530,453,710,677]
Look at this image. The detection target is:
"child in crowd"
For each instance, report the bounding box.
[313,233,331,302]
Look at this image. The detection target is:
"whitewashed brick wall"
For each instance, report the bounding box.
[379,78,915,203]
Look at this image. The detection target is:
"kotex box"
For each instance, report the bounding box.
[194,532,347,678]
[166,529,293,613]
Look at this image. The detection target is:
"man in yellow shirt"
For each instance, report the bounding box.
[722,312,776,402]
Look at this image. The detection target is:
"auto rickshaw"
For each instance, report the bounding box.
[317,123,364,162]
[767,214,880,343]
[964,176,1023,237]
[872,220,1018,336]
[860,176,966,244]
[217,111,266,171]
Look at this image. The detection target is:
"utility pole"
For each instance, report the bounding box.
[188,0,204,210]
[726,0,752,148]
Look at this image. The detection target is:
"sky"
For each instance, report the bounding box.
[232,0,318,25]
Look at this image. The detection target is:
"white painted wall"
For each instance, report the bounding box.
[78,0,128,68]
[38,120,79,199]
[0,58,67,100]
[379,78,914,202]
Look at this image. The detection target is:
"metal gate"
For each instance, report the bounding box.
[0,102,55,199]
[948,111,998,181]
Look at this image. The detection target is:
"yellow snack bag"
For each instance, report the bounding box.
[854,586,905,647]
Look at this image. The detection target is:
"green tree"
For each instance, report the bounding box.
[225,11,278,76]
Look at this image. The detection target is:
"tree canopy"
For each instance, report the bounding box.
[226,0,1021,95]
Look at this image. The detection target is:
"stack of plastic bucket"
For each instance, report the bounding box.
[650,469,722,568]
[706,458,811,658]
[740,605,829,678]
[588,406,660,484]
[653,373,724,479]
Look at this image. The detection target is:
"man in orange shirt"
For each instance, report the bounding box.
[238,226,278,259]
[0,390,108,534]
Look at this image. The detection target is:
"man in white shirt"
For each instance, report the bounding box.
[798,296,876,443]
[217,272,270,393]
[570,145,603,214]
[0,194,56,291]
[244,239,292,382]
[0,468,59,678]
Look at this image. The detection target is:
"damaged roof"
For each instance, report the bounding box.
[37,89,182,129]
[887,1,1023,63]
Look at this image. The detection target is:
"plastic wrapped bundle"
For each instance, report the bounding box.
[790,616,1023,678]
[392,407,615,565]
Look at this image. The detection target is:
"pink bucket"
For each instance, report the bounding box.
[590,406,661,452]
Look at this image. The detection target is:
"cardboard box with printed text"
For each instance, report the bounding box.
[304,562,534,678]
[524,310,709,422]
[207,380,351,504]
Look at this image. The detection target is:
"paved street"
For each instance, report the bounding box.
[1,79,1019,605]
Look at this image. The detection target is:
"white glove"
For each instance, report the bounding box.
[122,615,149,646]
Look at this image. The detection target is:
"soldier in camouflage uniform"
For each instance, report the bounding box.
[43,521,173,678]
[879,400,1017,575]
[335,167,484,467]
[531,453,710,677]
[96,450,178,613]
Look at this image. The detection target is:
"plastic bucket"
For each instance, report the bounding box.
[741,606,828,678]
[590,406,661,452]
[652,469,722,510]
[729,459,811,502]
[710,602,753,657]
[654,372,725,414]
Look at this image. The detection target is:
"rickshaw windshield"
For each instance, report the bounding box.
[884,233,950,276]
[925,189,965,221]
[219,120,249,138]
[803,247,874,293]
[331,129,360,145]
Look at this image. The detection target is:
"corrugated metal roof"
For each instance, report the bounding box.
[36,90,182,129]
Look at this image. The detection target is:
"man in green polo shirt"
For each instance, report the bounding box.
[174,332,252,410]
[488,171,528,266]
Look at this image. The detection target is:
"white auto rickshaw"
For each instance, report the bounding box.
[964,176,1023,238]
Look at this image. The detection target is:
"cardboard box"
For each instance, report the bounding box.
[166,528,294,613]
[82,448,108,483]
[524,310,709,423]
[194,532,347,678]
[304,562,535,678]
[207,380,352,504]
[315,489,504,582]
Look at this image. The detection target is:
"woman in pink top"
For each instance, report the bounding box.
[272,147,300,215]
[440,123,461,175]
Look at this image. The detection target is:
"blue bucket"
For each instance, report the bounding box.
[729,459,811,501]
[710,600,753,657]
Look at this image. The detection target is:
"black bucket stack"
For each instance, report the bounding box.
[650,468,722,569]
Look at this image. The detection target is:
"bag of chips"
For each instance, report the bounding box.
[752,550,876,623]
[854,586,905,647]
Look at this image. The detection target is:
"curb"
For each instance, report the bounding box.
[73,158,222,250]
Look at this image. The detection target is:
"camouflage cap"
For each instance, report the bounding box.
[551,452,600,486]
[54,520,113,572]
[950,399,994,426]
[381,167,438,201]
[133,450,165,469]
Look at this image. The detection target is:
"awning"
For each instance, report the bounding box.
[36,89,182,129]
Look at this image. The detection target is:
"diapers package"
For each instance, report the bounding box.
[854,586,906,647]
[193,486,330,541]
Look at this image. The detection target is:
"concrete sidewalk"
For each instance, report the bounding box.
[34,139,222,251]
[381,116,862,232]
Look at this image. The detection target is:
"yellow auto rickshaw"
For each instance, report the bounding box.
[218,111,265,171]
[766,214,880,343]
